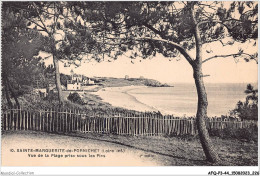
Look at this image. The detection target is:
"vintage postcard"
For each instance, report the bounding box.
[1,1,259,175]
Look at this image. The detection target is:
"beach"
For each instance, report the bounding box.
[90,86,158,112]
[90,85,196,116]
[90,83,250,117]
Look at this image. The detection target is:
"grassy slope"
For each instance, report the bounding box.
[70,132,257,166]
[2,76,172,111]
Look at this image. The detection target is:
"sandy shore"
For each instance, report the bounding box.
[86,86,196,116]
[90,86,158,112]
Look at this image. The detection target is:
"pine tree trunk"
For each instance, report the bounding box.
[3,76,13,108]
[193,64,220,163]
[6,77,20,108]
[188,2,220,163]
[53,52,64,104]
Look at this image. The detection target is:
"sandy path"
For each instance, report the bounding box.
[1,131,160,166]
[90,86,158,112]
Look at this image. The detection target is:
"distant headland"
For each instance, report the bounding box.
[94,76,173,88]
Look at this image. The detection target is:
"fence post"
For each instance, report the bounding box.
[72,108,74,132]
[126,114,128,135]
[25,109,28,131]
[65,108,67,132]
[61,107,64,132]
[55,107,58,132]
[10,109,13,130]
[39,111,41,131]
[44,108,47,132]
[32,109,35,131]
[14,108,17,130]
[75,108,77,132]
[28,110,30,130]
[46,108,49,132]
[3,112,7,131]
[51,107,54,132]
[70,108,73,132]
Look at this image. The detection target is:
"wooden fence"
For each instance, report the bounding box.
[1,108,257,136]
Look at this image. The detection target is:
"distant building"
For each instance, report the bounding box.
[72,74,83,82]
[67,80,81,90]
[82,79,88,85]
[70,69,83,82]
[88,78,95,85]
[67,70,95,90]
[82,78,94,85]
[125,75,129,80]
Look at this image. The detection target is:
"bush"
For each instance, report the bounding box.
[67,92,84,105]
[208,126,258,142]
[233,102,258,120]
[232,84,258,120]
[165,126,258,142]
[44,91,59,102]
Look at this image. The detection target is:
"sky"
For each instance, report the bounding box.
[35,1,258,85]
[41,38,258,84]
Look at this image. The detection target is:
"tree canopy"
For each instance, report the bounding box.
[2,6,48,107]
[71,1,257,64]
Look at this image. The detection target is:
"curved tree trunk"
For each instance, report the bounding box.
[3,76,13,108]
[6,77,20,108]
[53,52,64,105]
[188,2,219,163]
[193,64,220,163]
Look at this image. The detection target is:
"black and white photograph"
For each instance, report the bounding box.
[0,1,258,175]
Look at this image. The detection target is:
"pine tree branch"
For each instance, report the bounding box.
[27,19,47,32]
[32,2,49,34]
[197,19,258,28]
[136,37,195,66]
[97,35,195,66]
[142,23,195,66]
[143,23,165,38]
[202,52,257,64]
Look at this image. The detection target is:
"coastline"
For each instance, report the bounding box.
[90,86,159,113]
[90,85,194,116]
[89,84,245,117]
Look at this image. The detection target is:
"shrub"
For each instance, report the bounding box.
[208,126,258,142]
[233,101,258,120]
[44,91,59,102]
[67,92,84,105]
[165,126,258,142]
[231,84,258,120]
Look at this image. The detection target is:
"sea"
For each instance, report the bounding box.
[127,83,257,117]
